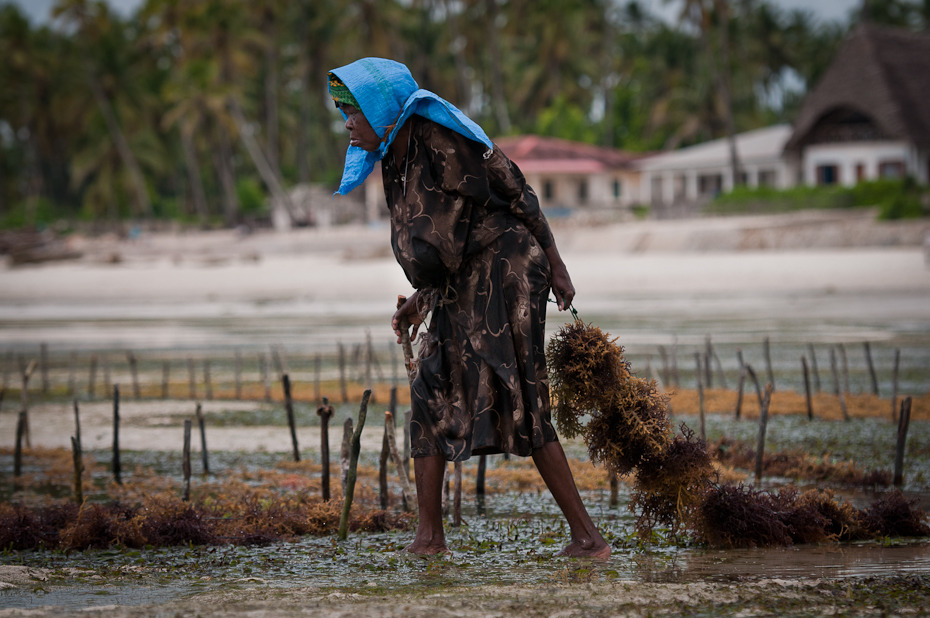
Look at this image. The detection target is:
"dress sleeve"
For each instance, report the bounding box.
[431,124,555,250]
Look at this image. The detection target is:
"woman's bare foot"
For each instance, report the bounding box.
[404,539,452,556]
[557,537,611,559]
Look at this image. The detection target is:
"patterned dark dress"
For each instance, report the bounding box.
[382,116,560,461]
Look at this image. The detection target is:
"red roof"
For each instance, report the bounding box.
[494,135,641,174]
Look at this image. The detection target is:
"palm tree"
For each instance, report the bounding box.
[53,0,152,218]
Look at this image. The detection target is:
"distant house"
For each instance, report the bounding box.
[783,24,930,187]
[360,134,642,222]
[494,135,643,216]
[635,125,795,214]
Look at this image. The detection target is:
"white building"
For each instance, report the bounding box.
[635,125,795,213]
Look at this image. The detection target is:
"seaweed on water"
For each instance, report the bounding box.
[631,424,715,536]
[691,483,793,548]
[862,490,930,538]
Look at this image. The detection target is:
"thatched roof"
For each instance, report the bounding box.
[785,24,930,152]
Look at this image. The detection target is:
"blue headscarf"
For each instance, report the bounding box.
[329,57,493,196]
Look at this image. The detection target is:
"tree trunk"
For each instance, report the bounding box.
[86,67,151,218]
[213,127,239,226]
[181,129,209,225]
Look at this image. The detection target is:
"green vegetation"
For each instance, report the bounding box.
[707,178,930,219]
[4,0,915,230]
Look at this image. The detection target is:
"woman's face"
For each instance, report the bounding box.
[340,104,381,152]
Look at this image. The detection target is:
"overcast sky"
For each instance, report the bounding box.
[12,0,863,27]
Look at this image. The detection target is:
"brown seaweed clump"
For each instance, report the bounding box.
[691,483,794,548]
[630,424,715,536]
[862,490,930,538]
[547,321,672,476]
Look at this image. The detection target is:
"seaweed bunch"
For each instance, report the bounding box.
[547,321,672,475]
[862,490,930,538]
[791,488,869,542]
[691,482,793,548]
[630,423,715,536]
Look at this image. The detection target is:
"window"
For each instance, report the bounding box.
[577,180,588,203]
[855,163,866,181]
[879,160,906,179]
[612,179,622,200]
[816,164,839,185]
[542,180,554,201]
[698,174,722,196]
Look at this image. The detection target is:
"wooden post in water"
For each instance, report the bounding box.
[386,410,415,512]
[72,399,83,504]
[261,353,271,402]
[235,349,242,400]
[187,357,197,400]
[18,358,36,447]
[807,343,821,392]
[609,474,619,508]
[476,454,487,499]
[195,403,209,476]
[88,355,98,399]
[182,418,192,501]
[763,336,775,391]
[891,349,901,422]
[14,410,26,477]
[203,360,213,401]
[864,342,879,396]
[339,389,371,540]
[379,415,390,509]
[282,374,300,462]
[754,384,774,482]
[893,397,912,487]
[112,385,122,484]
[161,361,170,399]
[40,343,49,394]
[735,349,746,419]
[127,352,141,399]
[838,343,850,395]
[67,351,76,396]
[340,417,352,494]
[694,353,705,440]
[317,397,334,500]
[670,337,679,387]
[338,343,348,404]
[703,336,713,388]
[830,347,849,421]
[801,356,813,420]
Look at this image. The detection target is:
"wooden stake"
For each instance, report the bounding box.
[830,347,849,421]
[40,343,49,393]
[839,343,850,395]
[893,397,912,487]
[338,342,348,403]
[203,360,213,401]
[282,374,300,462]
[385,410,415,512]
[182,418,192,501]
[18,357,35,448]
[735,349,745,419]
[807,343,821,392]
[339,389,371,540]
[127,351,140,399]
[340,417,353,494]
[187,357,197,399]
[71,436,83,504]
[864,341,879,396]
[14,410,26,477]
[317,397,334,501]
[801,356,813,420]
[378,418,390,509]
[754,383,774,482]
[609,473,619,508]
[694,353,705,440]
[195,403,209,476]
[162,361,170,399]
[891,348,901,422]
[704,336,713,388]
[88,355,98,399]
[261,353,271,402]
[234,349,242,400]
[763,336,775,391]
[112,385,122,484]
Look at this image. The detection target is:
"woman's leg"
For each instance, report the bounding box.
[405,454,450,555]
[532,441,611,558]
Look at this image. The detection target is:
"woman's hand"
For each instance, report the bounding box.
[392,291,424,343]
[545,245,575,311]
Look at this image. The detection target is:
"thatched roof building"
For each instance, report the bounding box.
[784,24,930,186]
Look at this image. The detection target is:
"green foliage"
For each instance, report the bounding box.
[708,178,929,219]
[235,178,266,215]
